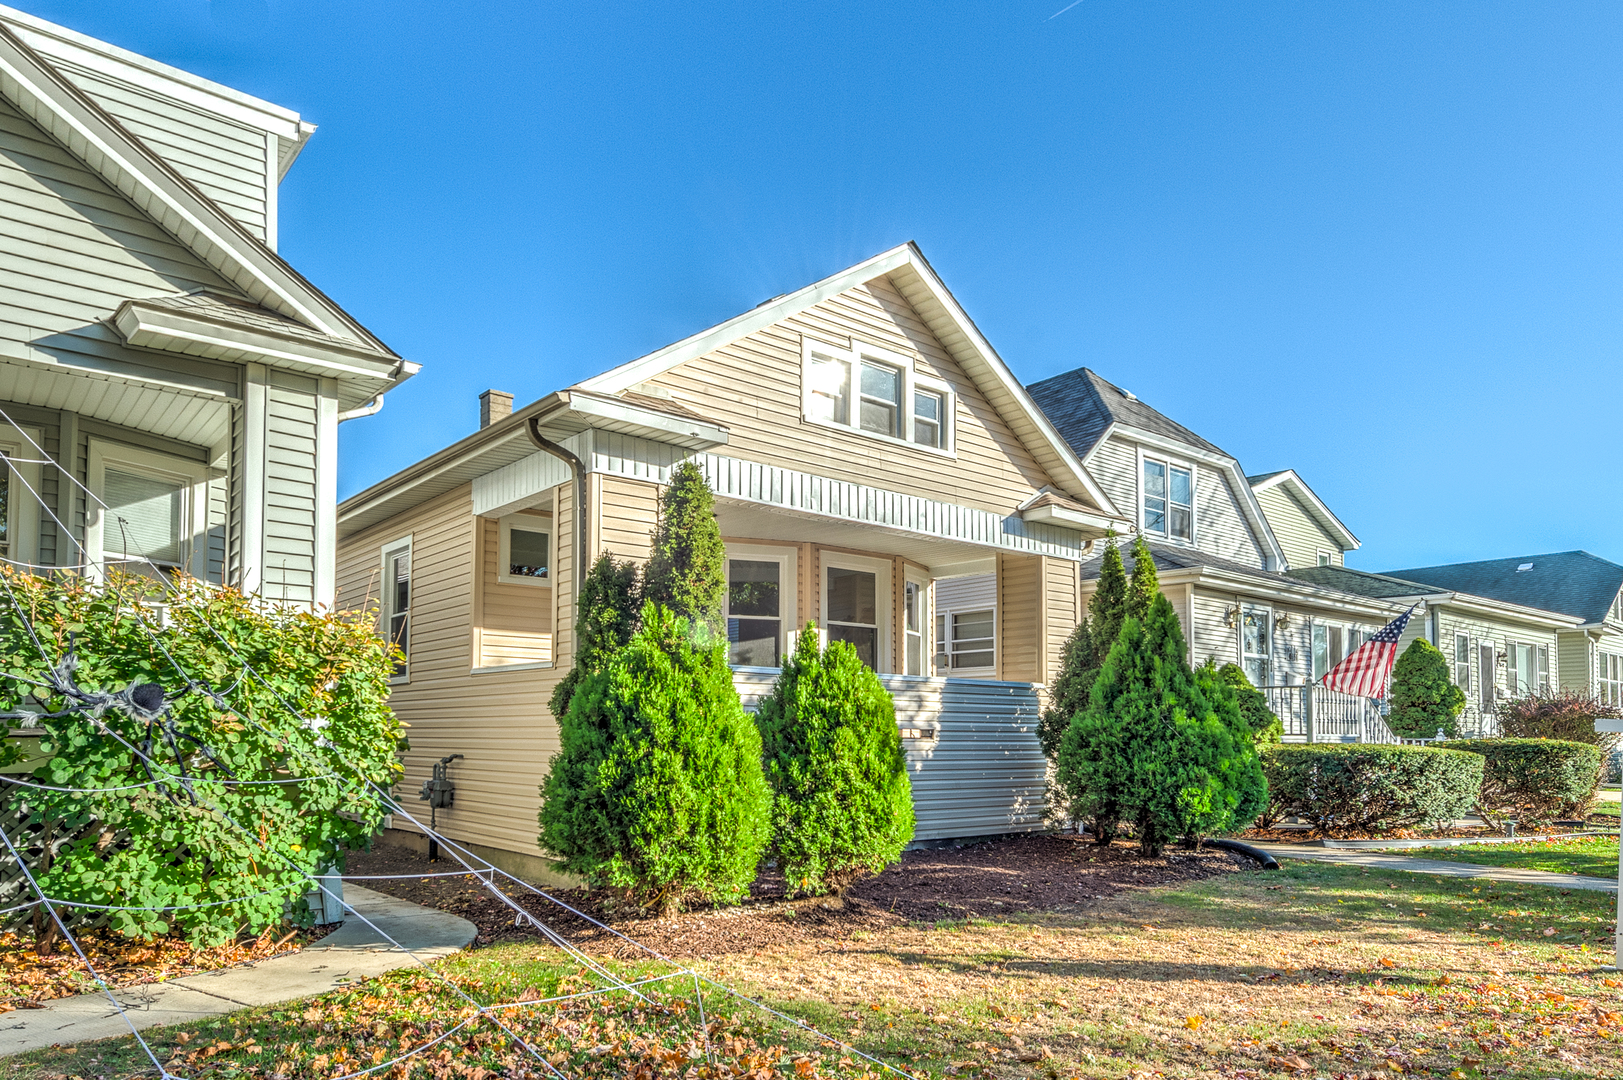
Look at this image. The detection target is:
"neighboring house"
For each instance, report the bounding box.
[1287,565,1581,735]
[1027,369,1412,727]
[1377,552,1623,708]
[335,243,1132,877]
[0,8,412,603]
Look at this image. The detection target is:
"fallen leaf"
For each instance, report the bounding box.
[1184,1015,1204,1031]
[1379,958,1396,968]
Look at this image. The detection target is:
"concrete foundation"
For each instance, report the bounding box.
[373,828,581,889]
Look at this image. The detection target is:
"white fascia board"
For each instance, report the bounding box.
[0,5,304,137]
[1117,424,1289,571]
[114,302,415,388]
[1250,469,1361,551]
[580,245,918,395]
[1020,503,1118,536]
[1139,565,1415,620]
[1437,592,1584,631]
[0,25,387,350]
[564,392,730,447]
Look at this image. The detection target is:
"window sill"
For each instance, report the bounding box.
[799,415,956,459]
[471,661,554,675]
[495,575,552,588]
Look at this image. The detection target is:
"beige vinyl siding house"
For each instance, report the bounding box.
[337,244,1127,878]
[1248,470,1359,570]
[0,9,411,599]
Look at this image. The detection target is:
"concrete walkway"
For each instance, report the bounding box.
[1251,843,1619,893]
[0,886,476,1057]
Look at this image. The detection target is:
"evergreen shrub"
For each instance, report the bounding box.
[1215,662,1284,745]
[642,461,726,642]
[1261,744,1484,835]
[755,627,913,896]
[1442,738,1604,827]
[548,552,641,720]
[1387,639,1467,738]
[0,570,403,948]
[538,603,771,910]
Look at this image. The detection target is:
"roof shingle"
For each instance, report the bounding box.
[1026,368,1225,460]
[1378,551,1623,625]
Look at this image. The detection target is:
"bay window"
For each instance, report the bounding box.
[802,341,953,452]
[1142,457,1193,541]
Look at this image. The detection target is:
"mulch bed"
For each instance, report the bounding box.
[342,832,1251,959]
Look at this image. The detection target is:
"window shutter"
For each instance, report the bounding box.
[104,468,184,565]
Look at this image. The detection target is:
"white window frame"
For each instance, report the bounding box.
[496,513,551,586]
[936,604,996,676]
[799,339,955,456]
[86,440,210,581]
[1601,651,1623,706]
[820,550,892,672]
[0,424,43,569]
[380,535,412,683]
[723,542,798,670]
[1137,448,1195,545]
[1453,632,1471,690]
[1239,603,1272,686]
[1316,549,1335,567]
[902,568,932,678]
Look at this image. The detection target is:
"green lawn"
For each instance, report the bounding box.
[11,862,1623,1079]
[1401,835,1620,879]
[1591,799,1621,820]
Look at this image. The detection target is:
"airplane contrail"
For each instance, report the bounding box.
[1048,0,1084,19]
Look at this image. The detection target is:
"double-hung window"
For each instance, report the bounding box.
[903,576,928,676]
[1142,457,1193,541]
[87,441,209,581]
[1506,642,1545,697]
[936,608,995,672]
[381,539,411,679]
[1311,621,1365,681]
[1241,606,1271,686]
[802,341,953,452]
[724,545,798,668]
[1601,653,1623,706]
[1453,633,1471,690]
[0,426,43,567]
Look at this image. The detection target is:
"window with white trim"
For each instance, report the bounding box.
[497,515,550,584]
[0,425,43,567]
[1311,620,1366,681]
[1506,642,1547,696]
[1611,593,1623,623]
[1601,652,1623,706]
[936,608,995,672]
[381,538,412,680]
[86,441,209,581]
[725,544,797,668]
[801,340,953,452]
[1142,457,1193,541]
[1241,605,1271,686]
[1317,550,1333,567]
[903,575,929,676]
[1453,633,1470,690]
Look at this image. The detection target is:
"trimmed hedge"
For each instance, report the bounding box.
[1261,744,1483,835]
[1442,738,1604,827]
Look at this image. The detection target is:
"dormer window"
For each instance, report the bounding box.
[802,340,953,453]
[1142,457,1193,542]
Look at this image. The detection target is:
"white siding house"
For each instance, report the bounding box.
[0,7,413,601]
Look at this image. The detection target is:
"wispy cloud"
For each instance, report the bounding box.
[1047,0,1084,20]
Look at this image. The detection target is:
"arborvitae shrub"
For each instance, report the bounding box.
[1215,662,1284,745]
[1387,638,1467,738]
[1442,738,1604,827]
[1089,539,1128,661]
[1038,617,1093,762]
[1261,744,1484,835]
[642,461,726,642]
[1124,536,1159,622]
[1057,593,1267,855]
[549,552,641,720]
[538,603,771,910]
[755,627,913,896]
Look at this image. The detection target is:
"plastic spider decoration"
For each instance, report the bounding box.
[0,652,238,803]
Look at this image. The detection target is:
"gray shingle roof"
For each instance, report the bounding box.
[1080,541,1380,604]
[1026,368,1225,460]
[1285,565,1439,600]
[1378,551,1623,625]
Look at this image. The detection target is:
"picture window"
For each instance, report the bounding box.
[497,515,551,585]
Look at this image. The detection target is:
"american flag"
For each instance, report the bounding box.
[1321,605,1416,698]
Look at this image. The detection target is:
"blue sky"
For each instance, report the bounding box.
[25,1,1623,569]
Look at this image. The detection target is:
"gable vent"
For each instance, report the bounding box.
[1516,562,1534,572]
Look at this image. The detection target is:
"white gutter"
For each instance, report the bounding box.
[337,394,385,422]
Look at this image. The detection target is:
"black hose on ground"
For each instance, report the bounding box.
[1205,838,1280,870]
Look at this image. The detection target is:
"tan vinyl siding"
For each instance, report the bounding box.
[0,97,241,372]
[1254,486,1343,570]
[997,553,1043,684]
[1042,556,1077,685]
[262,370,318,603]
[335,484,565,860]
[596,474,658,564]
[645,279,1059,513]
[477,514,553,668]
[54,63,271,241]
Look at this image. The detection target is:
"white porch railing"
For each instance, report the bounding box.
[1262,684,1495,744]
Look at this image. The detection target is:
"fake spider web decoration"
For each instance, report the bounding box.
[0,409,916,1080]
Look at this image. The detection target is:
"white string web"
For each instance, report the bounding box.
[0,408,915,1080]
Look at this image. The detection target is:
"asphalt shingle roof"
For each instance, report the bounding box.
[1284,565,1439,600]
[1080,541,1382,605]
[1378,551,1623,625]
[1026,368,1225,460]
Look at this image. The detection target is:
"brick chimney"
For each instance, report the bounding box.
[479,389,513,429]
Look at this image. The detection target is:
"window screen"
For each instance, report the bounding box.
[104,467,184,566]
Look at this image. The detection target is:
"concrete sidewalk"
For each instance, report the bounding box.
[1252,843,1618,893]
[0,886,476,1057]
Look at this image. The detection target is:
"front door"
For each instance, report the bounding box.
[1478,642,1496,711]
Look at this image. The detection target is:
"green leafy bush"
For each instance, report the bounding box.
[1214,662,1284,745]
[1442,738,1604,827]
[538,603,771,910]
[642,461,725,642]
[755,627,913,897]
[1057,593,1266,855]
[1387,638,1467,738]
[1261,744,1484,836]
[0,570,403,948]
[549,552,641,720]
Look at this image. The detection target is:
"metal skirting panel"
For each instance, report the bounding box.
[733,669,1047,841]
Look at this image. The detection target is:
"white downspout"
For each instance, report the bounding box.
[337,394,385,422]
